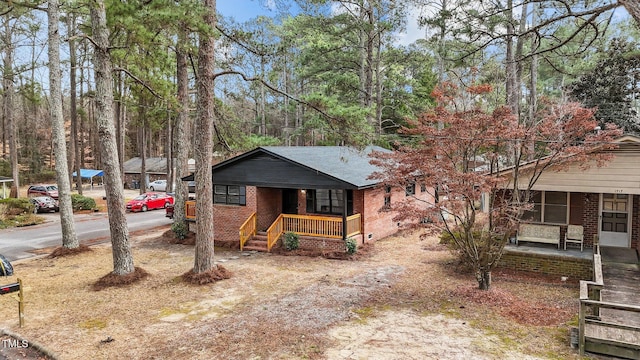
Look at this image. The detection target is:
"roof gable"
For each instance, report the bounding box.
[123,157,170,174]
[211,146,389,189]
[498,134,640,194]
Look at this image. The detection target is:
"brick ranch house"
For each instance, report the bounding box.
[493,134,640,279]
[182,146,432,252]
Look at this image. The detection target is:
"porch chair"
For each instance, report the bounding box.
[564,225,584,252]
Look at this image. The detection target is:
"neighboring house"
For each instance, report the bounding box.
[183,146,432,252]
[497,134,640,253]
[123,157,199,190]
[123,157,171,189]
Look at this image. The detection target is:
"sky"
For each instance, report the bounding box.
[216,0,426,46]
[218,0,279,23]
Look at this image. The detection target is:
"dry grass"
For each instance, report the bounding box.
[0,228,586,359]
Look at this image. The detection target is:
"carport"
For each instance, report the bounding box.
[0,176,12,198]
[72,169,104,189]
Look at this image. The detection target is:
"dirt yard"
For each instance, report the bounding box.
[0,228,588,359]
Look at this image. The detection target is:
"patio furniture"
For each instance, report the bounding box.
[564,224,584,252]
[516,223,561,248]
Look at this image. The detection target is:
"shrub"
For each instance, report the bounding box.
[440,229,505,250]
[283,232,299,251]
[0,198,42,228]
[0,159,10,177]
[0,198,33,215]
[345,238,357,255]
[171,222,189,240]
[71,194,96,210]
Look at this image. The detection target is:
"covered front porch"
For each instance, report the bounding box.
[183,186,364,252]
[239,212,362,252]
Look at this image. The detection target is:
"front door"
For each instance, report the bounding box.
[600,193,631,247]
[282,189,298,214]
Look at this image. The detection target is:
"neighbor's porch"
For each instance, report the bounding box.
[500,243,595,280]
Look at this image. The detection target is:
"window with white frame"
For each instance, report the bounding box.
[523,191,568,224]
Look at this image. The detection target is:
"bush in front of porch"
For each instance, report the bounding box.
[284,232,300,251]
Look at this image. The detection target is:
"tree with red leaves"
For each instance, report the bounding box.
[370,83,621,290]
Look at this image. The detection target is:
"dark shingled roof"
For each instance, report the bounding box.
[123,157,170,174]
[210,145,390,189]
[261,146,389,188]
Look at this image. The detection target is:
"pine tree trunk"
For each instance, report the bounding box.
[193,0,216,274]
[67,13,83,195]
[3,17,18,197]
[173,27,191,226]
[49,0,79,249]
[90,0,135,276]
[116,70,126,184]
[140,111,147,194]
[528,5,538,128]
[505,5,518,117]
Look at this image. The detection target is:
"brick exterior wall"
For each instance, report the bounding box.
[208,183,428,250]
[582,193,599,248]
[361,187,399,243]
[298,236,349,252]
[360,185,434,243]
[495,191,640,250]
[256,187,281,231]
[498,250,593,280]
[212,186,257,242]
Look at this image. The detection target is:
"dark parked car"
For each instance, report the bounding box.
[29,196,59,213]
[27,184,59,200]
[165,193,195,219]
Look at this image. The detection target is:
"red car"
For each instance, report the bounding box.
[27,184,59,200]
[126,192,174,212]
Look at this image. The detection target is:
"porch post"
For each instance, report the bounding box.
[342,189,348,241]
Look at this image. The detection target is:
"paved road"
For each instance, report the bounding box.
[0,209,172,261]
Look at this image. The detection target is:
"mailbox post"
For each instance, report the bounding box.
[0,278,24,327]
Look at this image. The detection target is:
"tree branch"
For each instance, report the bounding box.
[114,67,162,99]
[213,70,339,122]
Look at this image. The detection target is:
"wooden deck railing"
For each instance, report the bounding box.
[346,214,362,238]
[187,208,363,252]
[266,214,284,251]
[577,237,640,358]
[239,212,257,251]
[185,201,196,221]
[282,214,344,238]
[263,213,362,251]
